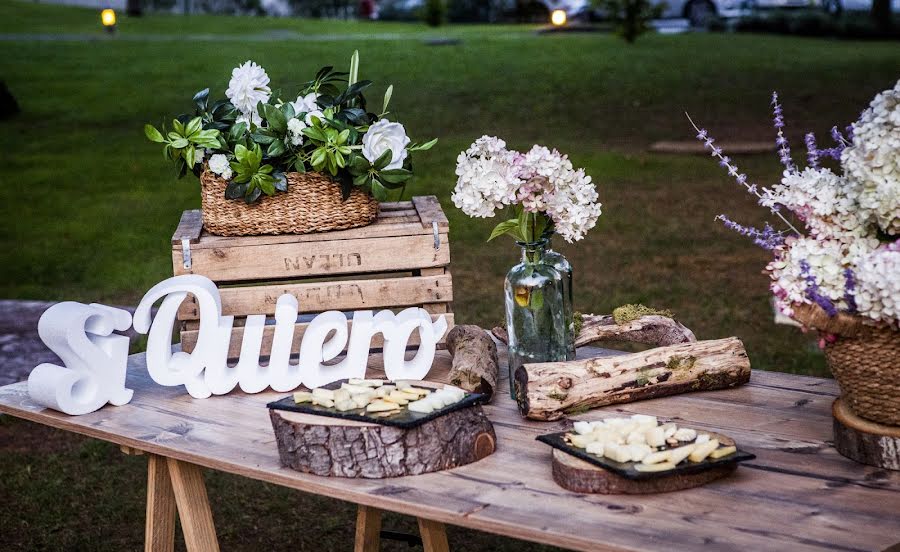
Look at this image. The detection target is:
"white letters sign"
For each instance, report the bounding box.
[133,275,449,399]
[27,302,134,415]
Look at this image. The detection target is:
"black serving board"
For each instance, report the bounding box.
[536,431,756,481]
[267,380,488,430]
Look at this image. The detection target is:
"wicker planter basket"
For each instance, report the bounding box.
[200,170,379,236]
[792,302,900,427]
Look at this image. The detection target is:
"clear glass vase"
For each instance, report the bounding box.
[543,239,576,361]
[504,239,569,399]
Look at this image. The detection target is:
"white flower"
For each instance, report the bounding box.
[362,119,410,170]
[208,153,233,180]
[452,136,522,218]
[761,167,867,244]
[291,92,320,115]
[304,110,325,126]
[226,60,271,124]
[842,79,900,235]
[287,118,306,146]
[855,243,900,324]
[194,148,205,166]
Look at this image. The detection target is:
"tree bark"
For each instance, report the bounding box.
[832,398,900,470]
[515,337,751,421]
[270,406,496,478]
[575,314,696,348]
[447,325,499,400]
[492,313,696,349]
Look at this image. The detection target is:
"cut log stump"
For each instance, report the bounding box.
[833,398,900,471]
[270,403,496,478]
[551,449,737,494]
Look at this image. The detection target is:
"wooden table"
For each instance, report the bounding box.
[1,349,899,552]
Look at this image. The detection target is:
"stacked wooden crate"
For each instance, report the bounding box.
[171,196,453,357]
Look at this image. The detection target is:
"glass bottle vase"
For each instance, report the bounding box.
[543,240,576,361]
[504,240,569,400]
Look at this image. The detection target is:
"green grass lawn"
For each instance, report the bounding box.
[1,1,899,549]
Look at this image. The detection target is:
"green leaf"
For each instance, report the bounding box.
[279,102,296,121]
[488,219,520,242]
[184,146,195,168]
[246,186,263,204]
[262,103,287,133]
[184,117,202,137]
[267,139,286,158]
[348,154,370,174]
[310,148,327,168]
[192,88,210,111]
[273,172,288,192]
[256,174,276,196]
[224,181,247,199]
[172,118,185,135]
[337,129,350,145]
[373,149,393,170]
[144,124,165,143]
[334,150,346,168]
[234,144,249,163]
[348,50,359,86]
[353,172,369,186]
[170,138,189,149]
[379,168,412,184]
[382,85,393,114]
[250,132,276,145]
[371,181,389,201]
[293,156,306,173]
[228,122,247,143]
[409,138,438,152]
[302,126,327,143]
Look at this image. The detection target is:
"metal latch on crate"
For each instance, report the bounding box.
[181,238,192,270]
[432,222,440,250]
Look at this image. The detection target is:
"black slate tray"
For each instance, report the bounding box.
[536,430,756,481]
[267,380,488,430]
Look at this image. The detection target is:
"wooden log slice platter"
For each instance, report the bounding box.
[549,431,739,494]
[270,400,496,478]
[833,398,900,471]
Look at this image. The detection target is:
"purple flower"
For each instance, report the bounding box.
[800,260,837,317]
[843,268,858,314]
[804,132,819,168]
[771,91,795,172]
[716,215,785,250]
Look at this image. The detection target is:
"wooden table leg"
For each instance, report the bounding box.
[166,458,221,552]
[354,505,382,552]
[417,518,450,552]
[145,454,176,552]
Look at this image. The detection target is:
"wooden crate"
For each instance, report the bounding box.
[171,196,454,357]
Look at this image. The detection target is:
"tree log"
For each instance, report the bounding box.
[492,314,696,349]
[447,325,499,400]
[832,398,900,471]
[515,337,751,421]
[270,405,497,478]
[575,314,696,348]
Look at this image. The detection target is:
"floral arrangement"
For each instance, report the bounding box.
[693,80,900,329]
[144,52,436,203]
[451,136,602,243]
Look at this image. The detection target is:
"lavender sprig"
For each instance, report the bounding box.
[772,92,795,172]
[804,132,819,169]
[686,112,802,236]
[843,268,858,314]
[715,215,786,250]
[817,125,850,160]
[800,260,838,317]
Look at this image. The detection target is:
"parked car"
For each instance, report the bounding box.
[819,0,900,15]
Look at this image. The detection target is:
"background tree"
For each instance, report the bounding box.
[594,0,664,43]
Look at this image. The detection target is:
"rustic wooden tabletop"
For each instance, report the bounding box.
[1,348,898,552]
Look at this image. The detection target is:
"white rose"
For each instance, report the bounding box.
[362,119,411,171]
[291,92,320,115]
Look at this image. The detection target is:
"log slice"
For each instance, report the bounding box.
[833,398,900,471]
[270,404,497,478]
[550,431,739,494]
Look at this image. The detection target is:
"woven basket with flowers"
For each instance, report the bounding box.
[690,81,900,427]
[145,52,437,236]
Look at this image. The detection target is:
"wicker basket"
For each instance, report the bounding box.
[792,302,900,426]
[200,170,379,236]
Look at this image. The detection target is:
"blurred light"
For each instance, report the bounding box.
[550,9,567,26]
[101,9,117,29]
